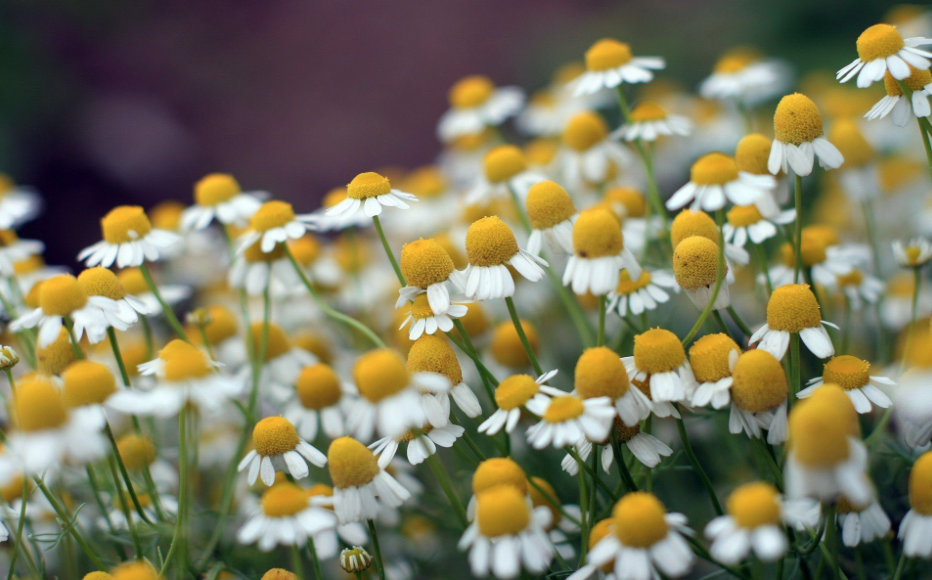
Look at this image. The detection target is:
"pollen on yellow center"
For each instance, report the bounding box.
[671,209,718,247]
[347,172,392,200]
[483,145,527,184]
[585,39,633,71]
[728,482,781,529]
[829,118,873,168]
[83,573,114,580]
[117,434,156,470]
[727,205,764,227]
[466,216,519,266]
[495,375,540,410]
[630,102,667,122]
[690,153,739,186]
[573,209,624,258]
[353,349,409,402]
[525,138,559,167]
[78,267,127,300]
[476,485,531,537]
[261,482,310,517]
[689,333,740,384]
[788,397,851,466]
[449,75,495,109]
[563,111,609,152]
[766,284,822,332]
[575,346,629,400]
[250,201,295,232]
[774,93,825,146]
[526,181,576,230]
[909,452,932,515]
[473,457,528,495]
[328,436,379,489]
[62,360,117,407]
[194,173,241,206]
[614,270,652,295]
[253,416,300,457]
[634,328,686,374]
[544,395,585,423]
[884,65,932,96]
[406,294,436,321]
[612,492,669,548]
[400,239,454,288]
[39,274,89,316]
[161,340,213,382]
[296,364,342,410]
[857,24,905,62]
[731,350,788,414]
[490,320,539,368]
[15,376,68,432]
[822,356,871,390]
[102,206,153,245]
[604,187,646,219]
[673,236,725,290]
[735,133,774,175]
[407,334,463,385]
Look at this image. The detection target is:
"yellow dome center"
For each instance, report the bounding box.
[779,239,827,268]
[809,384,861,436]
[250,201,296,232]
[543,395,585,423]
[261,482,310,517]
[83,572,114,580]
[62,361,117,407]
[689,333,740,384]
[407,334,463,385]
[466,216,519,266]
[690,153,739,186]
[728,482,781,528]
[909,452,932,515]
[528,476,562,528]
[727,205,764,227]
[634,328,685,374]
[573,209,624,258]
[673,236,725,290]
[831,119,873,168]
[406,294,436,321]
[586,39,633,71]
[249,322,291,362]
[347,172,392,200]
[353,349,410,402]
[612,492,669,548]
[296,363,342,410]
[836,495,869,514]
[476,485,531,537]
[604,187,646,219]
[774,93,824,146]
[490,320,539,368]
[38,329,77,375]
[449,75,495,109]
[15,377,68,432]
[671,209,718,247]
[403,166,446,199]
[194,173,241,206]
[575,346,629,399]
[78,267,127,300]
[630,102,668,122]
[836,269,864,287]
[766,284,822,332]
[253,416,300,457]
[150,201,184,231]
[473,457,528,494]
[563,112,609,152]
[111,562,161,580]
[731,350,788,413]
[495,375,540,410]
[328,436,379,488]
[39,274,89,316]
[117,268,148,296]
[484,146,528,184]
[117,434,156,470]
[614,270,652,295]
[102,206,153,244]
[857,24,905,62]
[735,133,773,175]
[161,341,213,382]
[789,398,851,466]
[526,181,576,230]
[822,356,871,390]
[400,239,455,288]
[198,306,238,345]
[526,138,559,167]
[884,65,932,96]
[289,236,322,267]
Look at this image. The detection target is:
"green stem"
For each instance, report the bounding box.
[891,550,908,580]
[6,476,30,580]
[138,263,189,341]
[104,422,155,525]
[824,504,841,580]
[290,544,305,580]
[794,175,803,282]
[425,453,468,527]
[107,452,144,558]
[682,209,727,346]
[367,519,386,580]
[86,464,128,560]
[753,242,774,296]
[504,296,543,375]
[575,453,590,566]
[372,214,405,286]
[611,434,639,491]
[34,476,105,569]
[160,407,188,576]
[674,409,723,515]
[306,538,324,580]
[62,316,84,359]
[726,306,753,338]
[790,333,801,406]
[597,295,607,346]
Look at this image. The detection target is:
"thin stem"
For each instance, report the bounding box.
[682,209,727,346]
[674,409,723,515]
[104,422,155,525]
[372,215,405,286]
[62,316,84,359]
[891,550,908,580]
[290,544,305,580]
[504,296,543,375]
[6,476,30,580]
[794,175,804,283]
[107,452,144,558]
[367,519,386,580]
[824,504,841,580]
[575,452,589,566]
[597,295,607,346]
[611,434,639,492]
[86,464,128,559]
[34,476,105,569]
[160,407,188,576]
[425,453,468,527]
[138,263,189,341]
[753,242,774,296]
[306,538,324,580]
[107,327,132,387]
[726,305,753,338]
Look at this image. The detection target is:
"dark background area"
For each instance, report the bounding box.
[0,0,902,266]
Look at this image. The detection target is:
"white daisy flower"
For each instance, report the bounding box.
[325,172,418,222]
[236,200,317,256]
[180,173,263,232]
[237,481,338,552]
[893,237,932,267]
[117,267,191,315]
[749,284,837,360]
[723,204,796,247]
[866,67,932,126]
[103,491,178,532]
[559,111,633,189]
[673,236,733,312]
[607,269,678,318]
[561,426,672,475]
[727,350,789,446]
[836,267,885,311]
[700,49,788,103]
[563,209,641,297]
[898,451,932,558]
[624,328,697,403]
[688,334,741,410]
[400,294,469,341]
[575,346,653,427]
[396,238,457,315]
[524,392,615,450]
[0,230,43,276]
[478,370,561,436]
[524,180,576,257]
[238,416,327,486]
[228,238,300,297]
[241,322,318,403]
[407,334,483,421]
[79,205,180,268]
[284,363,352,441]
[77,267,153,343]
[611,101,692,142]
[894,354,932,448]
[370,423,464,467]
[570,38,665,96]
[768,94,844,177]
[437,75,524,143]
[837,24,932,88]
[667,152,775,212]
[323,436,412,524]
[0,174,41,230]
[798,356,894,414]
[464,145,546,206]
[836,495,891,547]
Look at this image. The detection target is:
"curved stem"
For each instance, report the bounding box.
[290,544,305,580]
[160,407,188,576]
[34,476,105,569]
[139,263,189,341]
[674,409,723,516]
[425,453,468,527]
[726,305,753,339]
[504,296,543,375]
[62,316,84,359]
[372,215,405,286]
[367,519,386,580]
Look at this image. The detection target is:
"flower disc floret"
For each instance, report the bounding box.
[111,562,160,580]
[261,482,310,517]
[544,395,585,423]
[347,172,392,200]
[15,377,68,432]
[808,385,860,436]
[822,356,871,390]
[296,364,342,410]
[161,340,213,381]
[671,210,718,247]
[630,102,667,122]
[249,322,291,362]
[883,66,932,95]
[253,417,300,457]
[612,492,668,548]
[400,239,454,288]
[573,209,624,258]
[483,146,528,184]
[466,216,519,266]
[774,94,824,146]
[526,181,576,229]
[62,361,117,407]
[690,153,739,186]
[780,240,826,268]
[615,270,652,294]
[406,335,463,384]
[102,206,153,244]
[353,349,409,403]
[634,328,686,374]
[328,436,379,489]
[495,375,540,410]
[476,485,531,537]
[563,112,609,152]
[575,346,629,399]
[829,119,872,168]
[117,269,148,295]
[449,75,495,108]
[604,187,646,218]
[909,452,932,515]
[728,482,781,528]
[673,236,724,289]
[731,350,787,413]
[194,173,240,206]
[857,24,905,62]
[490,320,539,367]
[78,267,127,300]
[767,284,822,332]
[473,457,527,495]
[39,275,88,316]
[689,334,739,383]
[735,134,773,175]
[586,39,633,71]
[250,201,295,232]
[199,306,238,344]
[727,205,764,227]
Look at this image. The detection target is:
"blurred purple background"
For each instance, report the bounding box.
[0,0,885,266]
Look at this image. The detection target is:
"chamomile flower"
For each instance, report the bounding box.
[836,267,885,310]
[458,484,554,579]
[397,238,456,313]
[237,200,316,254]
[689,333,741,409]
[369,423,464,467]
[570,38,665,96]
[237,481,338,551]
[893,237,932,267]
[229,239,299,296]
[563,209,641,296]
[465,145,546,206]
[437,76,524,143]
[899,451,932,558]
[527,476,582,559]
[559,111,633,188]
[284,363,350,441]
[0,230,43,275]
[723,204,796,247]
[612,102,692,142]
[326,172,418,222]
[829,118,881,203]
[673,236,732,311]
[667,152,775,212]
[836,494,891,547]
[117,267,191,315]
[524,180,576,256]
[798,356,894,413]
[245,322,317,402]
[699,47,788,103]
[624,328,696,403]
[562,422,672,474]
[478,370,561,436]
[837,24,932,88]
[104,491,178,531]
[238,416,326,486]
[79,206,180,268]
[407,335,482,419]
[575,346,652,426]
[525,392,614,450]
[454,216,547,301]
[769,94,844,176]
[750,284,837,360]
[10,274,120,348]
[894,335,932,447]
[77,267,152,341]
[866,66,932,126]
[607,268,678,317]
[61,360,120,412]
[570,492,694,580]
[399,294,468,340]
[728,350,789,445]
[324,436,411,524]
[0,174,40,229]
[488,319,540,372]
[765,236,856,290]
[670,209,749,282]
[180,173,263,231]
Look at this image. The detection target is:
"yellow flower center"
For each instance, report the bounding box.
[727,205,764,227]
[604,187,646,219]
[261,482,309,517]
[78,267,127,300]
[495,375,540,410]
[528,476,562,528]
[449,75,495,109]
[671,209,718,247]
[573,209,624,258]
[473,457,528,495]
[909,452,932,515]
[347,172,392,200]
[789,398,851,466]
[884,65,932,96]
[197,306,238,345]
[766,284,822,332]
[117,434,156,470]
[633,328,686,374]
[809,384,861,436]
[83,572,114,580]
[691,153,739,186]
[714,55,753,74]
[400,239,454,288]
[476,485,531,537]
[15,377,68,432]
[194,173,241,206]
[731,350,788,413]
[585,39,633,71]
[250,201,295,232]
[820,356,870,390]
[614,419,641,443]
[689,333,740,384]
[405,294,436,321]
[249,322,291,362]
[836,269,864,287]
[288,236,321,267]
[829,118,873,168]
[38,329,77,375]
[575,346,629,399]
[780,238,827,268]
[728,482,781,528]
[543,395,585,423]
[39,274,89,316]
[630,102,667,122]
[243,240,287,263]
[112,561,161,580]
[526,138,559,167]
[563,112,609,152]
[673,236,725,290]
[253,416,300,457]
[353,349,410,402]
[526,181,576,230]
[490,320,539,368]
[483,145,528,184]
[102,206,153,244]
[150,201,184,231]
[857,24,905,62]
[296,364,342,410]
[328,436,379,488]
[161,340,213,382]
[323,187,348,209]
[407,334,463,385]
[614,270,652,295]
[805,224,839,248]
[735,133,773,175]
[261,569,298,580]
[774,93,824,146]
[0,475,28,503]
[466,216,519,266]
[402,166,446,199]
[117,268,148,296]
[62,361,117,407]
[612,492,669,548]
